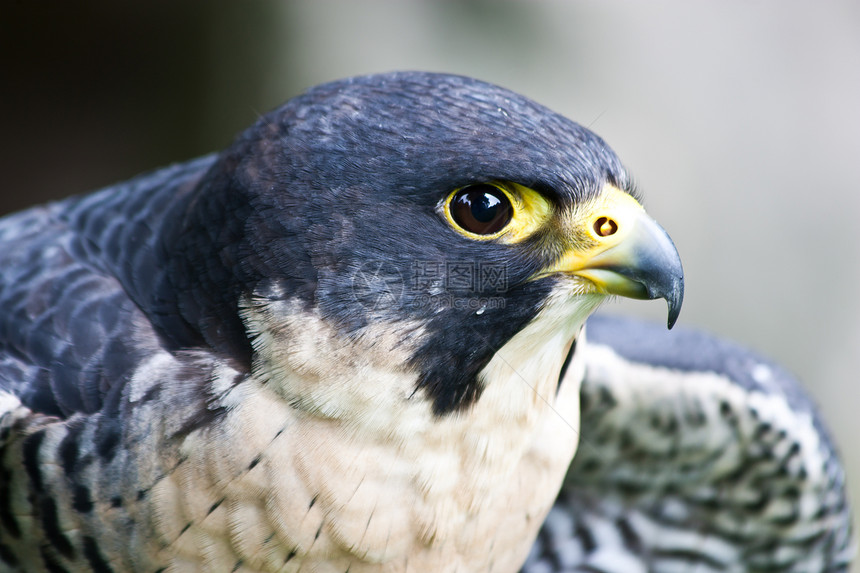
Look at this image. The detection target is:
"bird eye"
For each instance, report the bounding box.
[449,184,513,236]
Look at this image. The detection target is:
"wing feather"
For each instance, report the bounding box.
[525,315,854,572]
[0,156,216,419]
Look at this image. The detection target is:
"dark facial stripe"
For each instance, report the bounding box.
[413,281,552,416]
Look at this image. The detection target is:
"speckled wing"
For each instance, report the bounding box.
[524,315,855,573]
[0,156,217,420]
[0,157,223,571]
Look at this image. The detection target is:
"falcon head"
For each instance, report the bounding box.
[163,72,683,416]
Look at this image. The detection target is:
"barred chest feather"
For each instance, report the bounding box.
[136,299,587,572]
[1,295,589,573]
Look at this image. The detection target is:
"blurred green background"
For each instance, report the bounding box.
[2,0,859,556]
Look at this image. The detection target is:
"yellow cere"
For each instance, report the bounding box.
[442,181,553,243]
[530,184,648,282]
[573,185,645,243]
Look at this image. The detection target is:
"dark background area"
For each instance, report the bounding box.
[1,3,292,213]
[3,1,859,549]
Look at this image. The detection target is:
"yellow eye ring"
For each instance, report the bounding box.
[444,184,515,239]
[441,181,553,244]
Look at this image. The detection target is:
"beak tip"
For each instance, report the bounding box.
[667,306,680,330]
[664,278,684,330]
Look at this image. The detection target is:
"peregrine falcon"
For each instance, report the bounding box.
[0,72,851,572]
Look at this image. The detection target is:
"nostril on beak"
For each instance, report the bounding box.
[594,217,618,237]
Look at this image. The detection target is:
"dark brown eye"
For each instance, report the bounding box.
[449,185,513,235]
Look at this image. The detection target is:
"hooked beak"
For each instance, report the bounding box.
[535,185,684,329]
